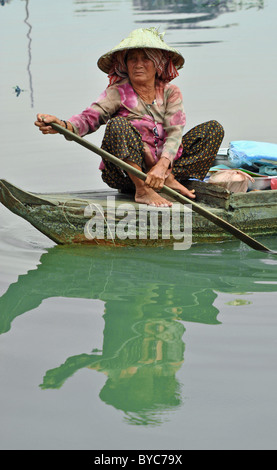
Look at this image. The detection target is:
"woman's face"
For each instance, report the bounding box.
[126,49,156,87]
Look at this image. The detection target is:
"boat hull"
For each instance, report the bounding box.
[0,179,276,246]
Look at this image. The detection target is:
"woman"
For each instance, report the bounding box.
[35,27,224,207]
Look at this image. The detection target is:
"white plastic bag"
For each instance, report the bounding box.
[209,170,254,193]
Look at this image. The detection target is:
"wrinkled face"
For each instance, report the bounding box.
[126,49,156,86]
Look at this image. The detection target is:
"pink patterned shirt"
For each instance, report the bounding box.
[68,78,186,169]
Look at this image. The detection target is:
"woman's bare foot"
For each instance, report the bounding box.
[135,185,172,207]
[165,174,196,199]
[123,160,173,207]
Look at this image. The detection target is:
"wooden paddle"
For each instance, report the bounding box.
[48,121,275,254]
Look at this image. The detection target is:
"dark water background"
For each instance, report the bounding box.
[0,0,277,450]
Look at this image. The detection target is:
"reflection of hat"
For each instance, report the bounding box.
[97,27,185,74]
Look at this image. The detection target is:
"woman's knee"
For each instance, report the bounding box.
[106,116,130,133]
[208,120,225,139]
[102,116,131,150]
[104,116,142,143]
[102,116,144,165]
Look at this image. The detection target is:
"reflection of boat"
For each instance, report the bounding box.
[1,242,276,337]
[0,178,277,246]
[0,244,276,424]
[0,245,223,335]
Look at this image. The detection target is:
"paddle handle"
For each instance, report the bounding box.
[49,122,275,254]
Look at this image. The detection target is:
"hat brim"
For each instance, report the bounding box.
[97,29,185,74]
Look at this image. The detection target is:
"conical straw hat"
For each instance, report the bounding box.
[97,28,185,74]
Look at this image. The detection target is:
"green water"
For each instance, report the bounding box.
[1,242,277,448]
[1,0,277,450]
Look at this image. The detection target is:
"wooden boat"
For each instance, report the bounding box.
[1,177,276,246]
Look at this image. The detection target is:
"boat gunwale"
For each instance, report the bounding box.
[1,177,277,213]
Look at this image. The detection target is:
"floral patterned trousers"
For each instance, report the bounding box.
[101,116,224,192]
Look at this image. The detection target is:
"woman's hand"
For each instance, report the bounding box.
[34,114,63,134]
[145,158,171,190]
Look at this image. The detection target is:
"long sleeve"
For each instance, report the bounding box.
[68,86,122,137]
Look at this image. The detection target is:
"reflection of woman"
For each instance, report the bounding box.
[40,309,185,426]
[35,28,224,207]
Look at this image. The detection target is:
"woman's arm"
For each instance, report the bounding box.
[68,86,122,137]
[34,86,122,137]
